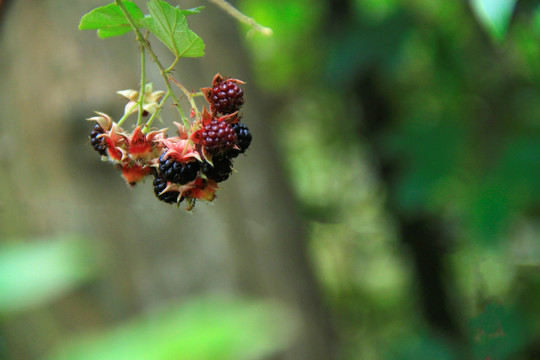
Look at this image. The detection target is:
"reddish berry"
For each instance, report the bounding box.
[211,79,244,114]
[89,124,108,156]
[200,118,238,155]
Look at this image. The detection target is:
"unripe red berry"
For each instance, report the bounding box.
[201,118,238,155]
[210,79,244,114]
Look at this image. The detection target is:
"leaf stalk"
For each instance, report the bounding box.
[114,0,189,128]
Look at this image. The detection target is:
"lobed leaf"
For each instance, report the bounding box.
[143,0,205,58]
[79,1,144,39]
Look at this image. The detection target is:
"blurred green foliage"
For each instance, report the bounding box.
[6,0,540,359]
[237,0,323,90]
[48,297,297,360]
[0,236,97,315]
[0,237,296,360]
[240,0,540,358]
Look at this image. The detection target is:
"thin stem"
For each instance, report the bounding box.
[142,92,171,133]
[137,42,146,126]
[207,0,273,36]
[169,76,200,120]
[165,56,180,73]
[115,0,188,127]
[117,102,138,127]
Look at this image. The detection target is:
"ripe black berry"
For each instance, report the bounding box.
[234,123,252,152]
[228,122,252,158]
[153,175,183,204]
[201,156,232,182]
[159,153,201,185]
[89,124,108,156]
[201,119,238,155]
[211,80,244,114]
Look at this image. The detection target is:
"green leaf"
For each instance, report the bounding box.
[0,236,98,315]
[47,297,298,360]
[470,0,516,41]
[79,1,144,39]
[181,6,205,16]
[140,6,204,23]
[142,0,205,58]
[97,27,132,39]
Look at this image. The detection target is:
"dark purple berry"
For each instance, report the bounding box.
[201,119,238,155]
[201,156,232,182]
[211,79,244,114]
[159,153,201,185]
[227,122,252,158]
[89,124,108,156]
[153,175,183,204]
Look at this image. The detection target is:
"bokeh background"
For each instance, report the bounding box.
[2,0,540,359]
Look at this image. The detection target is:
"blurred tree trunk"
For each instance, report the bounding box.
[0,1,335,359]
[325,0,464,345]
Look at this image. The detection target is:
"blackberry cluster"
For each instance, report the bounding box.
[87,74,252,210]
[89,124,108,156]
[211,79,244,114]
[201,118,238,155]
[159,153,200,185]
[153,175,182,204]
[153,120,252,204]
